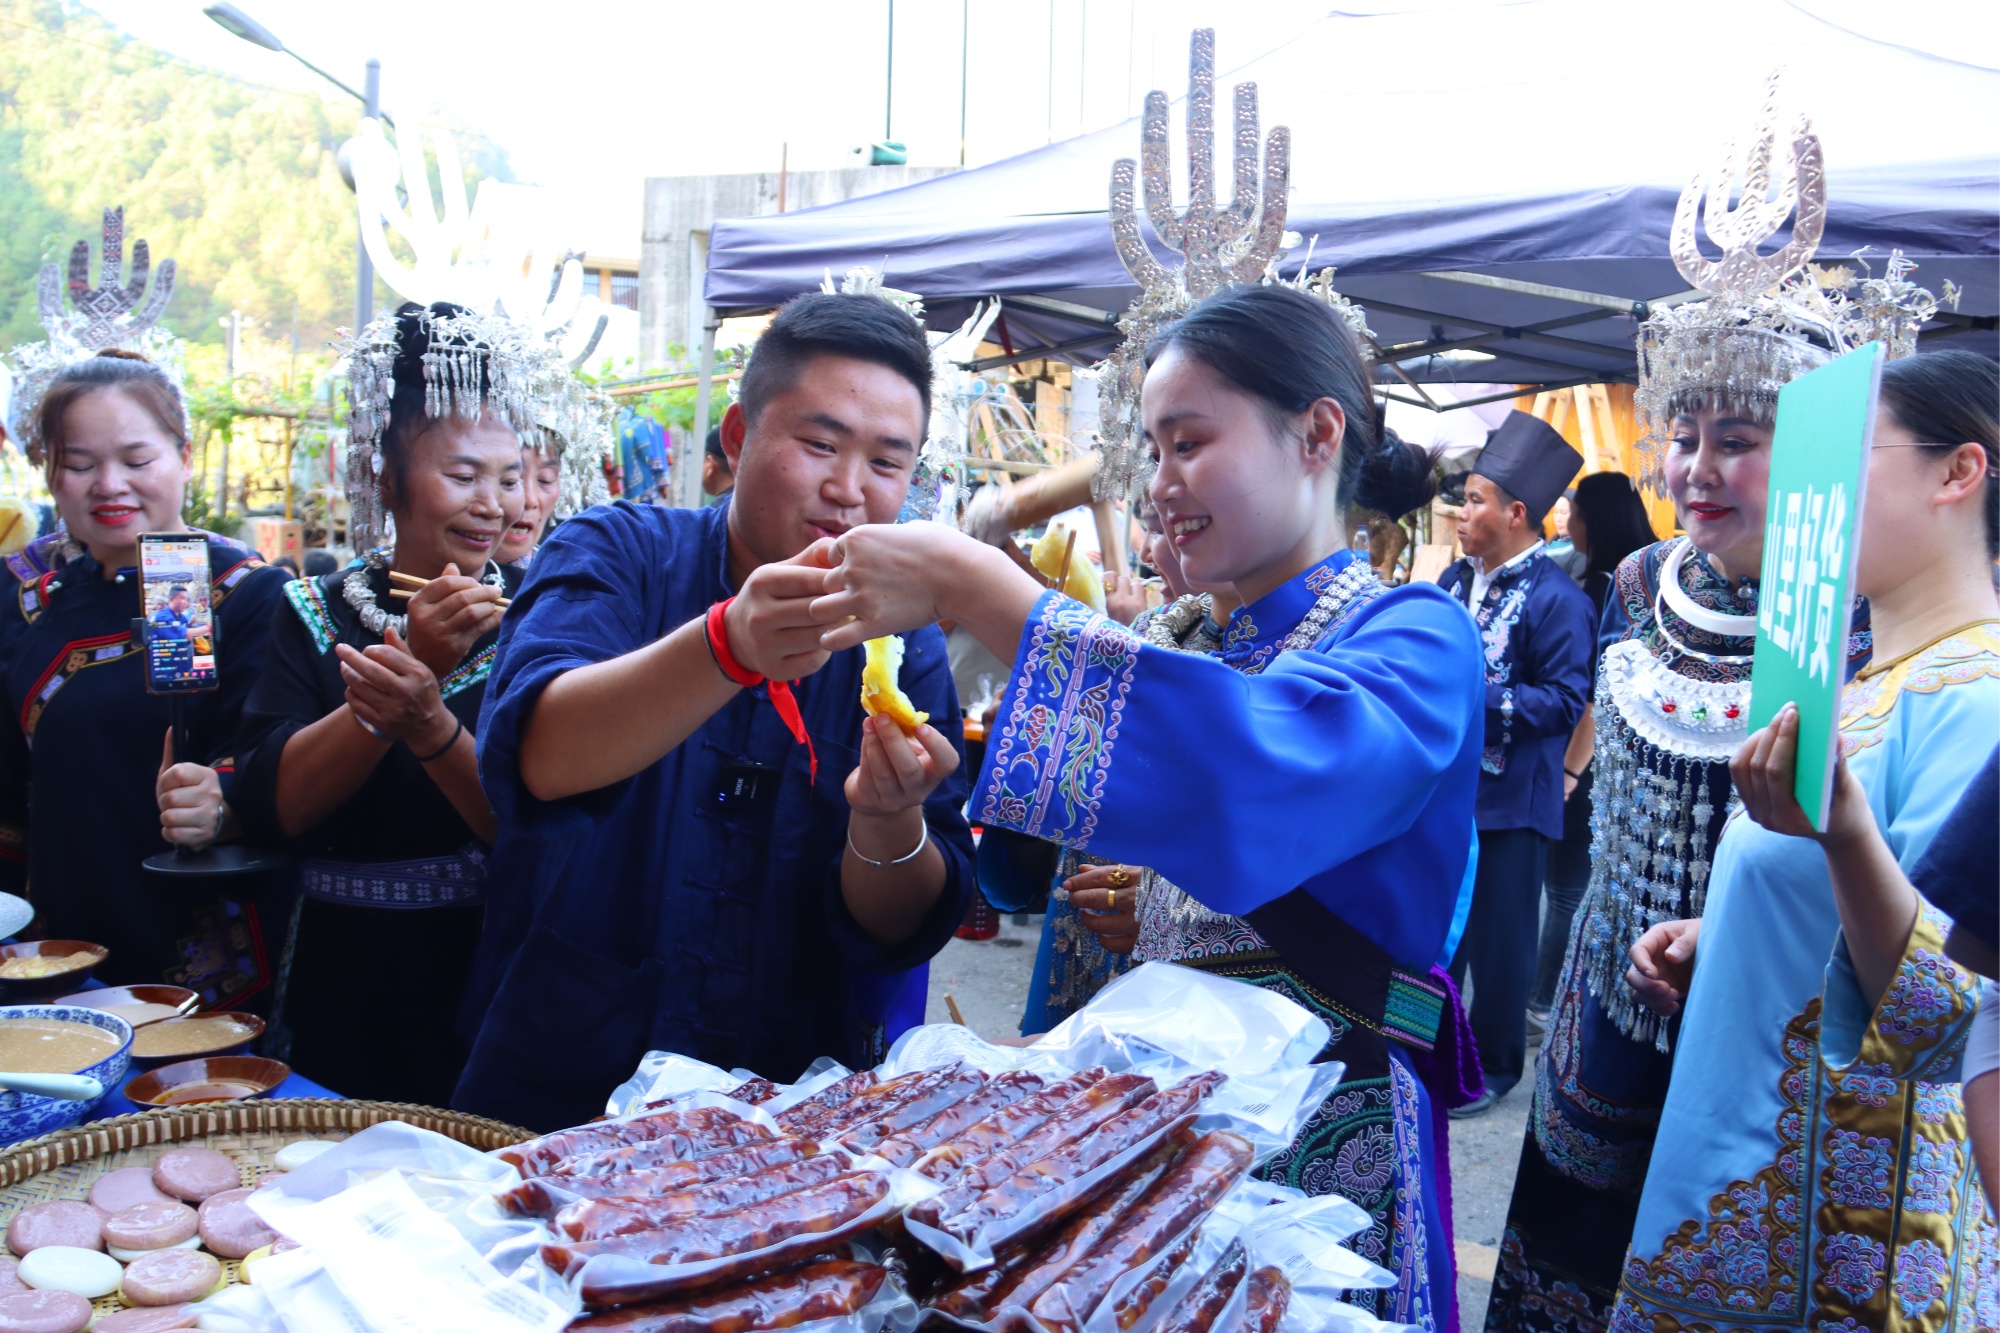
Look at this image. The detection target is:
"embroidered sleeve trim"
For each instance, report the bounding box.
[438,643,497,702]
[973,591,1140,849]
[1845,907,1981,1085]
[21,631,141,739]
[283,577,338,656]
[209,553,266,611]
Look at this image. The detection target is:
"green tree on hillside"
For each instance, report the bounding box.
[0,0,508,355]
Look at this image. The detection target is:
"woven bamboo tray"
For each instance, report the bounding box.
[0,1098,532,1318]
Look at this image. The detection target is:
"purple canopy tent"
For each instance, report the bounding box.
[699,0,1995,427]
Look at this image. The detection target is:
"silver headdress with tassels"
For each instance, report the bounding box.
[6,208,182,465]
[1632,73,1950,490]
[337,305,596,553]
[1096,30,1371,502]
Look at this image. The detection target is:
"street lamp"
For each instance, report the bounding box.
[203,3,390,334]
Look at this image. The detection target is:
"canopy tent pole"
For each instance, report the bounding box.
[685,309,720,508]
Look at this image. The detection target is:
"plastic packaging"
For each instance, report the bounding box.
[890,965,1345,1273]
[1134,1190,1404,1333]
[562,1256,920,1333]
[228,1122,579,1333]
[557,1165,940,1309]
[608,1052,746,1117]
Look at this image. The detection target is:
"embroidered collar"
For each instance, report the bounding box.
[1221,549,1360,671]
[1470,538,1545,583]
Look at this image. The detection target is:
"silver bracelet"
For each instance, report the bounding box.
[846,818,930,868]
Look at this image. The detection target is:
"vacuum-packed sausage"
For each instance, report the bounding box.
[542,1172,890,1275]
[563,1260,886,1332]
[836,1064,986,1154]
[721,1078,779,1107]
[545,1119,775,1179]
[151,1149,239,1204]
[771,1072,877,1138]
[876,1070,1044,1167]
[505,1107,769,1178]
[804,1068,938,1140]
[1216,1266,1289,1333]
[555,1152,855,1241]
[913,1073,1155,1228]
[936,1074,1222,1242]
[1025,1133,1254,1333]
[502,1140,810,1216]
[926,1142,1177,1319]
[911,1069,1106,1182]
[1108,1228,1198,1329]
[197,1188,278,1260]
[1153,1239,1247,1333]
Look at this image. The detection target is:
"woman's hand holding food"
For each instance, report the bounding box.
[404,561,504,680]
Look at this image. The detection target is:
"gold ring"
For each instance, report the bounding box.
[1107,866,1133,889]
[1107,888,1117,910]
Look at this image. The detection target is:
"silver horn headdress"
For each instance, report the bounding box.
[1095,30,1371,502]
[6,208,182,465]
[1632,74,1948,489]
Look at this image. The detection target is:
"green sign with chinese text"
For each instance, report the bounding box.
[1750,341,1884,829]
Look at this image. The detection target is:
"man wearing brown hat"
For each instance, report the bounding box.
[1437,411,1596,1115]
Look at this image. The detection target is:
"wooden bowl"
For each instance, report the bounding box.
[127,1012,265,1070]
[54,984,199,1028]
[0,941,108,1001]
[123,1056,291,1107]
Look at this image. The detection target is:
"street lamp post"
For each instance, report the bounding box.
[203,3,390,333]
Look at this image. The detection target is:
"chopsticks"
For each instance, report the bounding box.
[384,569,511,608]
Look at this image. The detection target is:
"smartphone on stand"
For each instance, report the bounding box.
[139,533,218,698]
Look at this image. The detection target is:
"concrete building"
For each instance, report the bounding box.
[639,166,955,369]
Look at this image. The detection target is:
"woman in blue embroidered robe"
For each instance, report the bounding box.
[234,303,529,1106]
[0,356,288,1005]
[1612,351,1999,1332]
[809,286,1483,1333]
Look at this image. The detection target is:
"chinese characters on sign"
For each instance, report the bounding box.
[1749,341,1883,829]
[1759,481,1849,686]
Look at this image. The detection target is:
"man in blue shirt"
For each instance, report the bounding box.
[1437,412,1595,1113]
[149,585,192,639]
[454,294,975,1130]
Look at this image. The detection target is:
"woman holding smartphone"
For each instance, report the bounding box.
[0,350,289,1004]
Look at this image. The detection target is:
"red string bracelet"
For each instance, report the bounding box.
[706,597,817,782]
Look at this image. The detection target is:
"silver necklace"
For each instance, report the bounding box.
[343,549,504,638]
[1652,538,1756,666]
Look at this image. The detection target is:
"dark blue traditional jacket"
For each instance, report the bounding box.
[0,533,289,1003]
[1437,547,1595,839]
[454,500,974,1131]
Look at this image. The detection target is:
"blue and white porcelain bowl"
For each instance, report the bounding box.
[0,1005,133,1146]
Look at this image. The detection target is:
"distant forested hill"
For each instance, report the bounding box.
[0,0,507,354]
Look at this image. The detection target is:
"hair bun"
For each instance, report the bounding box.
[1352,426,1441,519]
[94,348,151,364]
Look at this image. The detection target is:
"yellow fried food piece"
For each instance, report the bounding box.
[1030,521,1106,612]
[861,635,930,734]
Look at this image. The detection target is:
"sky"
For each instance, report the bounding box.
[77,0,1343,257]
[74,0,1997,261]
